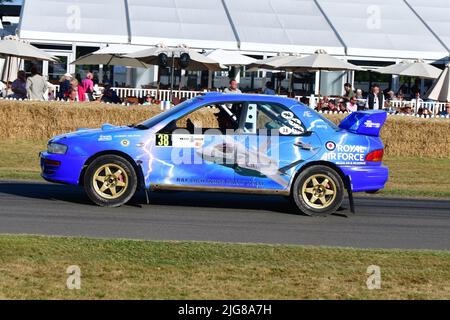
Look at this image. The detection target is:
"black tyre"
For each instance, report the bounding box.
[291,165,344,216]
[84,155,137,207]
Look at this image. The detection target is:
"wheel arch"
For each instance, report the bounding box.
[290,161,348,194]
[79,150,145,189]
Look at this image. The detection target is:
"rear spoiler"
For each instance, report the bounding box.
[339,110,387,137]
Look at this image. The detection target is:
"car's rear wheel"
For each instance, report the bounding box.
[292,165,344,216]
[84,155,137,207]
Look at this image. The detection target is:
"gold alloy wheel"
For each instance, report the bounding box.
[301,174,337,209]
[92,163,128,199]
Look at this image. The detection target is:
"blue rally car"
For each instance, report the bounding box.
[40,93,388,216]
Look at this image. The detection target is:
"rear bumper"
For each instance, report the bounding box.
[340,164,389,192]
[40,151,88,185]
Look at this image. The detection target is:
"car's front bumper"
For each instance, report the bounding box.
[340,164,389,192]
[40,151,88,185]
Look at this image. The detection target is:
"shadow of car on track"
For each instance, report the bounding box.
[0,181,338,216]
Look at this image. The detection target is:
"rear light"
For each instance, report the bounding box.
[44,159,61,167]
[365,149,384,162]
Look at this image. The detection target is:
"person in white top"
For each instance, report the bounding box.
[223,79,242,94]
[366,84,384,110]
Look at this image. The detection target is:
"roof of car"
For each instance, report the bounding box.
[198,92,300,105]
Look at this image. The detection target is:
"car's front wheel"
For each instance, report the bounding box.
[84,155,137,207]
[292,165,344,216]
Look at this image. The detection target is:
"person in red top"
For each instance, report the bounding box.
[69,79,86,102]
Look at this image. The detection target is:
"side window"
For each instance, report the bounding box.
[252,103,306,135]
[169,102,244,134]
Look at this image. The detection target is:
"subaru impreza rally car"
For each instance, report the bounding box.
[40,93,388,216]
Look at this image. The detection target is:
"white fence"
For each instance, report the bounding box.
[46,85,446,114]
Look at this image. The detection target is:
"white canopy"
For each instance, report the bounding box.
[426,65,450,102]
[205,49,256,66]
[407,0,450,52]
[224,0,345,55]
[317,0,448,60]
[127,0,238,50]
[17,0,450,61]
[18,0,129,44]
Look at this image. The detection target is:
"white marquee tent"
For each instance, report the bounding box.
[16,0,450,61]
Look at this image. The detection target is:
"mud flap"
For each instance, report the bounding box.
[345,175,356,214]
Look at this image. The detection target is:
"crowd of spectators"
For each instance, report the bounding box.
[313,83,450,116]
[1,71,450,116]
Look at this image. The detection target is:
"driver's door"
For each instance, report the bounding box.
[149,102,243,189]
[234,102,322,191]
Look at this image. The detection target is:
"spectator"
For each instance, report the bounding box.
[68,79,86,102]
[342,82,355,102]
[8,70,27,100]
[0,81,6,97]
[412,92,423,108]
[58,73,72,100]
[26,65,48,101]
[386,90,396,101]
[81,72,95,101]
[355,88,366,110]
[263,81,276,95]
[439,103,450,116]
[143,94,155,105]
[366,84,384,110]
[223,79,242,94]
[346,96,358,112]
[101,84,122,104]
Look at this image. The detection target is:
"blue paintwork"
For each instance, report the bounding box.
[40,93,389,194]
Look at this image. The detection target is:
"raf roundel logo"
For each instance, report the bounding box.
[326,141,336,151]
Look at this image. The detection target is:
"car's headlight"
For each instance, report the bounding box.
[47,142,68,154]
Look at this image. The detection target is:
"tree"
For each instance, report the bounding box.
[0,0,13,4]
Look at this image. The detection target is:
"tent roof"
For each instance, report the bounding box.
[406,0,450,52]
[224,0,345,55]
[317,0,448,60]
[18,0,129,43]
[16,0,450,61]
[127,0,238,50]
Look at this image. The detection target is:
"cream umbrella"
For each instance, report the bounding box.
[126,45,223,72]
[204,49,256,88]
[205,49,256,66]
[0,38,57,62]
[279,49,362,96]
[375,59,441,79]
[126,45,224,100]
[0,37,58,94]
[426,64,450,102]
[72,53,150,69]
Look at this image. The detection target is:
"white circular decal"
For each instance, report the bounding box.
[279,126,293,135]
[291,128,304,135]
[281,111,294,120]
[121,139,130,147]
[289,118,303,129]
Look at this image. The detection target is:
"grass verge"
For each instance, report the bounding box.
[0,235,450,299]
[0,140,449,199]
